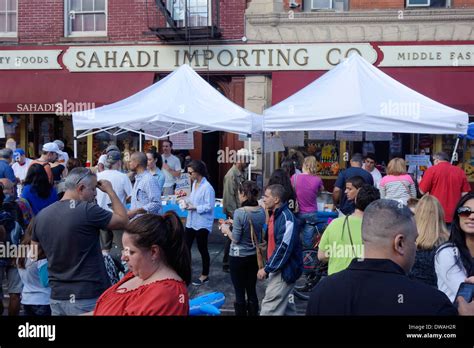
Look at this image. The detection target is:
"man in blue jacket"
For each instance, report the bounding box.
[258,184,303,315]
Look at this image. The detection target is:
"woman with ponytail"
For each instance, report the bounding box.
[93,212,191,316]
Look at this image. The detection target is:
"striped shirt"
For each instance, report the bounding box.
[379,174,416,205]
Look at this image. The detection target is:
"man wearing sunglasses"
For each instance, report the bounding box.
[419,152,470,225]
[31,168,129,315]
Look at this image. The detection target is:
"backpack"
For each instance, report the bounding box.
[0,209,24,246]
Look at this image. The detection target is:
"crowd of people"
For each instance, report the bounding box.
[0,140,473,317]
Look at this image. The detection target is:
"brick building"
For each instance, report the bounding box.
[3,0,474,191]
[0,0,250,194]
[243,0,474,188]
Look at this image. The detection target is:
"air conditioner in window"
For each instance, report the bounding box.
[406,0,430,6]
[310,0,333,10]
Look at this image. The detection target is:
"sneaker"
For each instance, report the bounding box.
[192,277,209,286]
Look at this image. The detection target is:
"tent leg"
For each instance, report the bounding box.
[451,137,460,164]
[248,134,252,180]
[139,133,143,152]
[261,131,266,187]
[74,130,78,158]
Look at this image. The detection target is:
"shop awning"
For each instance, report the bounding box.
[0,71,155,114]
[265,54,468,134]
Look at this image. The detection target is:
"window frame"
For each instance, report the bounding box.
[406,0,431,7]
[166,0,212,28]
[64,0,107,38]
[0,0,18,38]
[310,0,333,10]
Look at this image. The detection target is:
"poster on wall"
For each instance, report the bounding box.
[264,134,285,153]
[308,131,335,140]
[0,118,5,139]
[280,131,304,147]
[170,132,194,150]
[238,133,262,142]
[336,131,363,141]
[365,132,393,141]
[174,173,191,197]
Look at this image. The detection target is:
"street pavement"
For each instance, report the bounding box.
[187,223,308,316]
[2,222,308,316]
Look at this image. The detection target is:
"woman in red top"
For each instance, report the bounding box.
[94,212,191,316]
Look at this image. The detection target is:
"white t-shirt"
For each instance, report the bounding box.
[362,166,382,189]
[161,154,182,188]
[12,158,33,182]
[58,150,69,164]
[17,258,51,305]
[96,170,133,211]
[435,245,468,302]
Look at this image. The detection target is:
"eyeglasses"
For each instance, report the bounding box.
[457,206,474,218]
[75,170,92,186]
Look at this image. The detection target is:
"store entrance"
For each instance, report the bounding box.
[201,131,222,196]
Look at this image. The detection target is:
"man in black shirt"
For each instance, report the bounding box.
[307,199,457,316]
[333,153,374,215]
[32,168,129,316]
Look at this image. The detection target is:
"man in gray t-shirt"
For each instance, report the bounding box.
[32,168,128,316]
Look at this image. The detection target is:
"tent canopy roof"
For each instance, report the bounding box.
[263,54,468,135]
[73,64,262,138]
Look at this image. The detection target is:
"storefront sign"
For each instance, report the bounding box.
[405,155,431,167]
[4,45,474,72]
[365,132,393,141]
[280,131,305,147]
[0,50,62,70]
[308,131,335,140]
[378,45,474,67]
[336,131,363,141]
[62,44,378,72]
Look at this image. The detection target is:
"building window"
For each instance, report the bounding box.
[167,0,211,27]
[65,0,107,37]
[406,0,446,7]
[0,0,17,37]
[304,0,348,11]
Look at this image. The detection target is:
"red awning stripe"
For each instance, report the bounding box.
[0,71,155,113]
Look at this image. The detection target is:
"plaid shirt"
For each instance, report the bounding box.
[131,171,162,215]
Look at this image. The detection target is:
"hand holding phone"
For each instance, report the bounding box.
[455,282,474,305]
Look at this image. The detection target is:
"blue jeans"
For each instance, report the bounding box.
[24,304,52,316]
[298,212,320,249]
[50,297,98,316]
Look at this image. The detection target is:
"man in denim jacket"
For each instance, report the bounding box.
[258,184,303,315]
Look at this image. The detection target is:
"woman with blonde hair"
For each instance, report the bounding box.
[409,195,449,287]
[378,157,416,205]
[291,156,324,248]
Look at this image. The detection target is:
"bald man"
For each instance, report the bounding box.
[128,152,162,219]
[307,199,457,316]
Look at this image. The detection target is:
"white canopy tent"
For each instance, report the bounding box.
[73,64,262,178]
[263,54,468,135]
